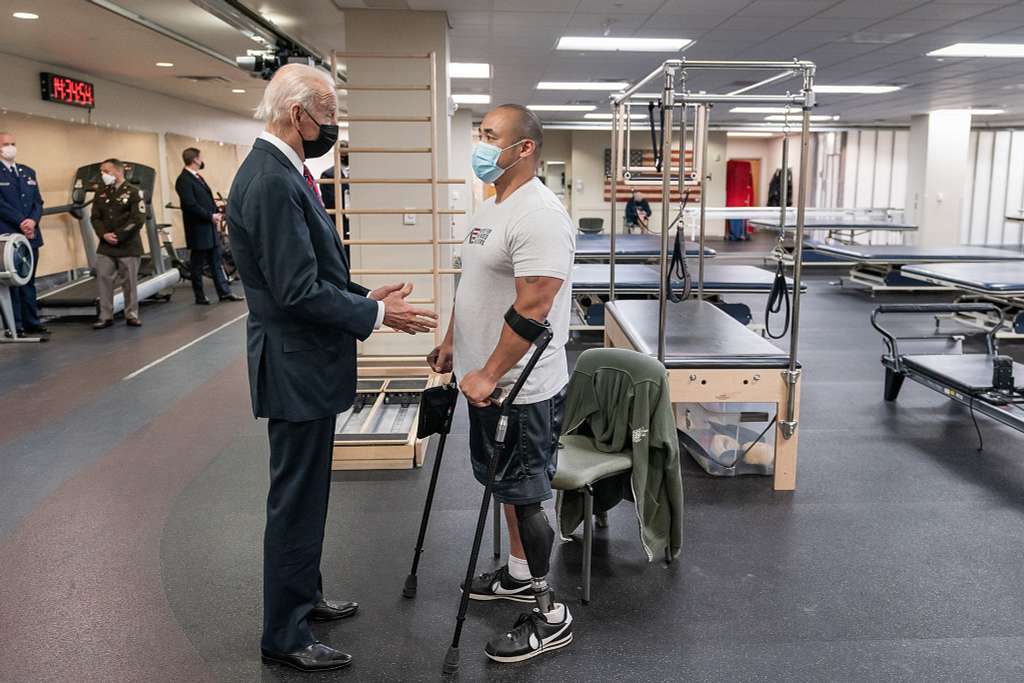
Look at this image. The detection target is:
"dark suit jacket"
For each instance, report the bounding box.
[175,169,218,250]
[228,138,379,421]
[0,162,44,248]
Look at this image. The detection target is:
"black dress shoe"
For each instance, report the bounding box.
[310,599,358,621]
[194,298,212,306]
[23,325,49,335]
[261,641,352,672]
[219,293,244,302]
[93,319,113,330]
[126,318,142,328]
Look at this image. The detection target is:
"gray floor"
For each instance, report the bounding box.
[3,247,1024,681]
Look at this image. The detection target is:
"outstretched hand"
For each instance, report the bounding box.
[381,283,438,335]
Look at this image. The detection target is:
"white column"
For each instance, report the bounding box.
[905,110,972,246]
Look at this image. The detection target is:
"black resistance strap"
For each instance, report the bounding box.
[764,259,791,339]
[648,101,665,173]
[666,191,692,303]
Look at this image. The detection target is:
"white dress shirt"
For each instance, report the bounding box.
[257,131,384,329]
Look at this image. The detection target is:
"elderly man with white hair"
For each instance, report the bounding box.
[228,63,438,673]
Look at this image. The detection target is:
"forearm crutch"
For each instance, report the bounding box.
[442,321,554,675]
[403,380,460,599]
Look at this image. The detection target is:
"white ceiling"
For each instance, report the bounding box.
[4,1,1024,126]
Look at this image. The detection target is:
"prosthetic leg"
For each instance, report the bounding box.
[515,502,556,612]
[442,314,553,675]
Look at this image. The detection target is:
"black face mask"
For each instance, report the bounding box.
[199,161,205,170]
[300,108,339,158]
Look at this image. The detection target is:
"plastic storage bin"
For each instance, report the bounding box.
[676,402,776,476]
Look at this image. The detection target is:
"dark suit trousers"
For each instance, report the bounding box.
[11,246,41,329]
[189,245,231,300]
[262,415,337,653]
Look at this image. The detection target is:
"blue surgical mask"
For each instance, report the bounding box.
[471,139,526,184]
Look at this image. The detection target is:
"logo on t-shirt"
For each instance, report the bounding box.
[466,227,492,245]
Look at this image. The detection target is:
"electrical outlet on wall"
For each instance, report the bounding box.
[403,212,416,225]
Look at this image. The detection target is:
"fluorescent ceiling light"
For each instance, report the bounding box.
[765,114,838,122]
[452,94,491,104]
[584,113,649,119]
[934,108,1006,115]
[556,36,692,52]
[537,81,629,91]
[527,104,596,112]
[730,107,790,114]
[231,88,246,93]
[155,62,175,67]
[928,43,1024,58]
[449,62,491,79]
[813,85,901,94]
[12,11,38,19]
[727,132,776,138]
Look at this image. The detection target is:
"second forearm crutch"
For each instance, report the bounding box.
[403,380,460,599]
[442,320,554,675]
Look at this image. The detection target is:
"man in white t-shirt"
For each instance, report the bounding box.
[427,104,576,663]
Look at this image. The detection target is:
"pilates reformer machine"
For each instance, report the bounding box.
[900,262,1024,338]
[601,57,817,491]
[872,303,1024,439]
[574,233,715,262]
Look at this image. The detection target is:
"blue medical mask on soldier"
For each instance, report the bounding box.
[471,140,526,184]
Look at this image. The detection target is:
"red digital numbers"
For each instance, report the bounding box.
[41,73,94,109]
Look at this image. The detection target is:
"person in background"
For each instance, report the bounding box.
[174,147,243,305]
[0,132,47,337]
[319,141,350,258]
[91,159,145,329]
[624,189,651,234]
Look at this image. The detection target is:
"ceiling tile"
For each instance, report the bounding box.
[575,0,666,13]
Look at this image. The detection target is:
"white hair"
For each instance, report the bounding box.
[255,64,336,124]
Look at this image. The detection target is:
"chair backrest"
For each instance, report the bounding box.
[578,217,604,234]
[566,347,668,428]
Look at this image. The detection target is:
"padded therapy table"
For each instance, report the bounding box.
[604,299,801,490]
[753,218,918,267]
[574,233,716,262]
[872,303,1024,437]
[809,244,1024,292]
[902,262,1024,336]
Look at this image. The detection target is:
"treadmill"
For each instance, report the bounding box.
[38,162,181,319]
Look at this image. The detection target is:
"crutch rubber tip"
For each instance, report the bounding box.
[402,574,418,598]
[442,646,460,674]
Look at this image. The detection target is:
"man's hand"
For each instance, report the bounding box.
[460,369,497,408]
[367,282,405,302]
[382,283,438,334]
[212,212,224,225]
[427,342,453,374]
[103,232,119,245]
[19,218,35,239]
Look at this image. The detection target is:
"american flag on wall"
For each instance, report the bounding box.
[603,148,701,203]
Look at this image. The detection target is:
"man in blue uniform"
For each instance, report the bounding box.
[0,132,47,336]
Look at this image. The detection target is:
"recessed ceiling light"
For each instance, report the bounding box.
[765,114,838,122]
[556,36,692,52]
[12,11,38,19]
[449,62,491,79]
[934,108,1006,115]
[928,43,1024,58]
[537,81,630,91]
[583,112,649,119]
[231,88,246,93]
[155,62,174,68]
[813,85,901,94]
[727,132,776,138]
[730,107,790,114]
[527,105,596,112]
[452,94,491,104]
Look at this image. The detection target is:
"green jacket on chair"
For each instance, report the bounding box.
[557,348,683,562]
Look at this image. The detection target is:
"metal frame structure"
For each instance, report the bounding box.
[605,58,816,490]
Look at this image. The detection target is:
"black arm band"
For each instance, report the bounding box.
[504,306,548,343]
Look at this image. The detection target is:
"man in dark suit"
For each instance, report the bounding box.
[228,63,437,673]
[0,132,47,336]
[174,147,242,305]
[319,142,349,258]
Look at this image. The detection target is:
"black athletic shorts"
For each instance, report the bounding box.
[467,386,566,506]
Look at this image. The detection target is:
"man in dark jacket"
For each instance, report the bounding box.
[91,159,145,329]
[230,63,437,673]
[0,131,47,336]
[624,190,651,234]
[174,147,242,305]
